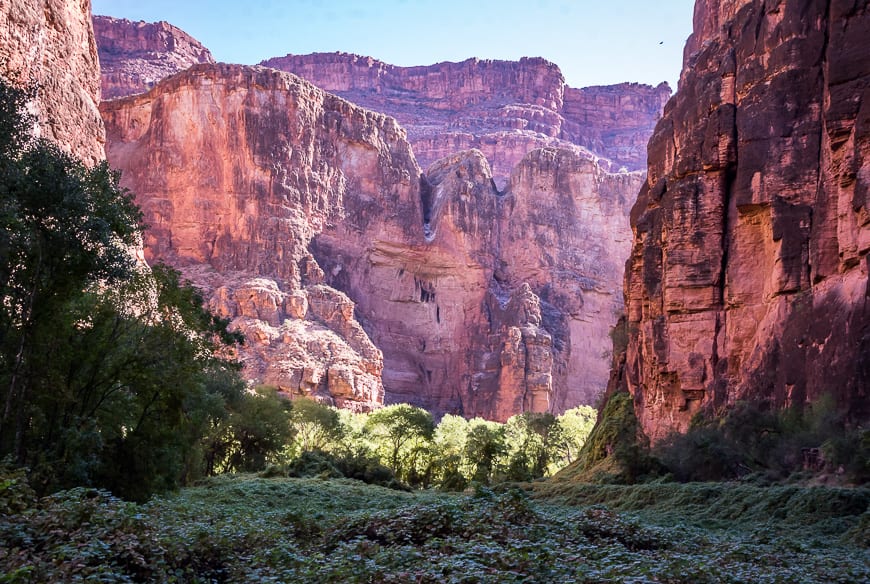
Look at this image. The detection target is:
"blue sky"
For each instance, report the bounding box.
[92,0,696,90]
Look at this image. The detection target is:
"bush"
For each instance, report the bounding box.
[285,450,409,491]
[655,425,747,482]
[654,398,869,484]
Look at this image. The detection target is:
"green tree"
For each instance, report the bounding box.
[431,414,471,489]
[549,405,597,469]
[464,420,507,484]
[220,386,293,473]
[197,363,250,478]
[22,265,248,500]
[0,83,142,459]
[504,412,556,481]
[365,404,434,482]
[288,397,344,455]
[0,78,248,500]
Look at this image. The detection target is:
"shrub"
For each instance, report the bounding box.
[654,398,869,484]
[285,450,409,491]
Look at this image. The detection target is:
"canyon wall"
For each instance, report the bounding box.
[100,64,412,411]
[619,0,870,441]
[93,15,214,99]
[91,17,669,186]
[102,63,637,418]
[260,53,670,186]
[1,0,104,164]
[93,16,657,418]
[313,146,638,417]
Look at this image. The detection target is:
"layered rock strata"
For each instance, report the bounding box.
[1,0,104,164]
[619,0,870,441]
[313,146,637,418]
[100,65,406,410]
[93,15,214,99]
[260,53,670,186]
[102,63,637,418]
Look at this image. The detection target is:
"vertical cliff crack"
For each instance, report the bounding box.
[712,51,741,386]
[811,0,833,285]
[419,175,434,240]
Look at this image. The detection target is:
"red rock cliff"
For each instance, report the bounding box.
[620,0,870,441]
[260,53,670,185]
[1,0,104,164]
[101,63,637,419]
[312,146,638,419]
[562,83,672,172]
[93,15,214,99]
[100,64,414,411]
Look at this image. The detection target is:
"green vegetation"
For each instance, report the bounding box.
[654,396,869,484]
[1,472,866,582]
[257,398,598,491]
[560,390,868,487]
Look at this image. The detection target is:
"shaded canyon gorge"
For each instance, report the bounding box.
[96,17,664,418]
[7,0,866,432]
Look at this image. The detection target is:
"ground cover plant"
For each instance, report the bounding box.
[1,471,867,583]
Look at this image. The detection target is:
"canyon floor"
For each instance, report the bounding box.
[2,474,867,583]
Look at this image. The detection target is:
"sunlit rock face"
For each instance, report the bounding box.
[100,64,410,411]
[1,0,104,164]
[260,52,670,187]
[93,15,214,100]
[101,62,639,418]
[618,0,870,442]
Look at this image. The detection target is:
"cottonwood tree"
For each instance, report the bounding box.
[549,405,597,469]
[365,404,434,481]
[0,80,141,463]
[288,396,345,454]
[464,421,507,484]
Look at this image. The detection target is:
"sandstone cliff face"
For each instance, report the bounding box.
[620,0,870,441]
[309,144,639,419]
[562,84,672,172]
[93,15,214,99]
[100,64,418,410]
[102,63,637,418]
[499,149,639,413]
[0,0,104,164]
[260,53,670,186]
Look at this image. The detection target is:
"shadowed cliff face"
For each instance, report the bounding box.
[259,53,671,186]
[1,0,104,164]
[313,146,639,418]
[620,0,870,441]
[101,63,638,419]
[93,15,214,100]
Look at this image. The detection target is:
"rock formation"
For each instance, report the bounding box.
[618,0,870,441]
[312,145,638,418]
[93,15,214,99]
[260,53,670,186]
[0,0,104,164]
[100,64,413,411]
[101,63,638,418]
